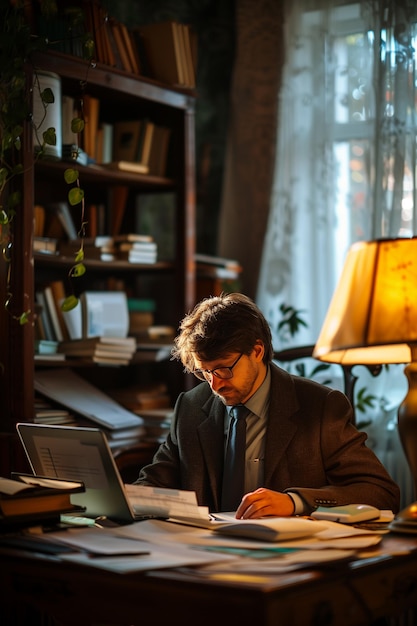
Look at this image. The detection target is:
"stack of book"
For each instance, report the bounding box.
[195,253,243,300]
[0,474,85,529]
[114,234,157,264]
[34,396,76,426]
[58,336,137,366]
[128,298,156,337]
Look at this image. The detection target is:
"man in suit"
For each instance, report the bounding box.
[137,293,400,518]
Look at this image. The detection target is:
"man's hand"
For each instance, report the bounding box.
[235,488,295,519]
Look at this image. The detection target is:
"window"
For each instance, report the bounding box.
[257,0,417,348]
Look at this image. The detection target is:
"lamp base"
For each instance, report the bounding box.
[397,362,417,500]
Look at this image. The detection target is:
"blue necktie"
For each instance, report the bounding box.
[221,404,250,511]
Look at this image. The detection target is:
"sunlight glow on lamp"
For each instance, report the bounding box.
[313,237,417,497]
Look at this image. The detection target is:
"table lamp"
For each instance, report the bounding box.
[312,237,417,498]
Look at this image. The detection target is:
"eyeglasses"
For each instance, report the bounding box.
[192,353,243,382]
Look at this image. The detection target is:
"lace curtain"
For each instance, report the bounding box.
[256,0,417,350]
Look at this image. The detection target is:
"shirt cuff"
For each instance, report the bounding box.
[286,491,305,515]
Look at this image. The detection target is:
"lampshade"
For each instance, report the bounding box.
[313,237,417,366]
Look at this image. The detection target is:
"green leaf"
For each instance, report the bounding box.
[0,210,9,225]
[41,87,55,104]
[70,263,86,277]
[71,117,84,133]
[19,311,30,325]
[61,295,79,312]
[43,127,56,146]
[8,191,21,209]
[83,37,95,59]
[64,168,79,184]
[74,248,85,262]
[68,187,84,206]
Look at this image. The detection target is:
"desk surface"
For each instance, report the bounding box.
[1,530,417,626]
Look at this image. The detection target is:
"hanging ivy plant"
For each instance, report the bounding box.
[0,1,94,318]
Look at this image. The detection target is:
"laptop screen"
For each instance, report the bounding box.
[16,423,135,523]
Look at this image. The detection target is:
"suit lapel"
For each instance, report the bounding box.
[264,365,300,485]
[197,395,225,511]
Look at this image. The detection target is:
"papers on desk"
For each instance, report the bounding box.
[28,515,386,575]
[111,518,384,574]
[124,484,211,524]
[40,523,237,573]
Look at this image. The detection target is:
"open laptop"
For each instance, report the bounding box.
[16,422,145,524]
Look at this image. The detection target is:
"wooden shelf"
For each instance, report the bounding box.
[35,159,175,189]
[0,44,196,473]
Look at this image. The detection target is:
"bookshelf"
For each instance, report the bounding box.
[0,45,196,476]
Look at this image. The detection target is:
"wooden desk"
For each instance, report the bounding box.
[1,532,417,626]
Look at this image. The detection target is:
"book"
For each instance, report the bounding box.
[82,94,100,161]
[116,250,157,264]
[113,120,142,162]
[0,474,85,520]
[61,95,78,146]
[35,290,55,341]
[43,286,64,342]
[110,18,135,73]
[45,203,78,240]
[136,119,155,167]
[118,21,140,75]
[117,242,157,252]
[98,122,114,164]
[138,21,184,86]
[108,185,129,236]
[147,125,171,176]
[49,280,71,341]
[103,161,149,175]
[58,336,136,357]
[195,252,242,271]
[113,233,154,243]
[34,368,142,430]
[33,236,58,254]
[34,205,45,237]
[180,23,196,88]
[34,339,59,355]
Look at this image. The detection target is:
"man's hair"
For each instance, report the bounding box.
[172,292,273,372]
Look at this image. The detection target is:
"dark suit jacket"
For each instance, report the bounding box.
[137,363,400,514]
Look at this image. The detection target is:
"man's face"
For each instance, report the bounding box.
[192,342,267,405]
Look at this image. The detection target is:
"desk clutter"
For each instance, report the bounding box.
[0,507,397,576]
[0,462,401,575]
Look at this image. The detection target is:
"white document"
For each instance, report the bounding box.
[124,484,210,522]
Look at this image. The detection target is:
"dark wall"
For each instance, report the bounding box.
[107,0,236,255]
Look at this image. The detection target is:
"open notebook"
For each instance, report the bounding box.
[16,423,150,524]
